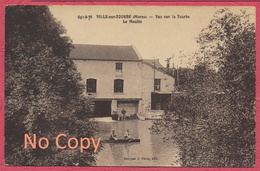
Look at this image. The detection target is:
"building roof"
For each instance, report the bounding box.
[69,44,142,61]
[143,59,165,69]
[142,59,174,77]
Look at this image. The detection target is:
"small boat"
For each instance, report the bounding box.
[103,139,140,143]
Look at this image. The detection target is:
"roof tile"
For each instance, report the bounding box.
[69,44,141,61]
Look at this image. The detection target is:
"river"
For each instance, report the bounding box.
[95,119,181,167]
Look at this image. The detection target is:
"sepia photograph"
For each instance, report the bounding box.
[5,5,255,167]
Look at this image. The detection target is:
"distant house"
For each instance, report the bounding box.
[69,44,175,118]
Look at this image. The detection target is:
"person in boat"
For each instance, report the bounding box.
[124,129,133,140]
[110,130,118,141]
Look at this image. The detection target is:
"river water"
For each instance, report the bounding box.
[95,120,181,167]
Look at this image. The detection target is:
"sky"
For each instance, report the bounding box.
[49,5,254,68]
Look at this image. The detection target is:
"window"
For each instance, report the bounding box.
[154,79,161,91]
[86,79,97,93]
[116,63,123,73]
[114,79,124,93]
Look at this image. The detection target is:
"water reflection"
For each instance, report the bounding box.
[95,120,181,167]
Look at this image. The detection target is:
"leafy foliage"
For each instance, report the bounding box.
[176,64,221,93]
[5,6,97,166]
[151,8,255,167]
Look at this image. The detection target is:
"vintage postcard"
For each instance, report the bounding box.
[4,5,255,167]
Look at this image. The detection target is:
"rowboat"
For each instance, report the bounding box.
[103,139,140,143]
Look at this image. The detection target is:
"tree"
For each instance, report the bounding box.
[197,8,255,100]
[197,8,255,166]
[175,64,221,93]
[5,6,97,166]
[151,8,255,167]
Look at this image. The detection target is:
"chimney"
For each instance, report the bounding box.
[165,57,171,73]
[167,63,170,72]
[172,62,175,76]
